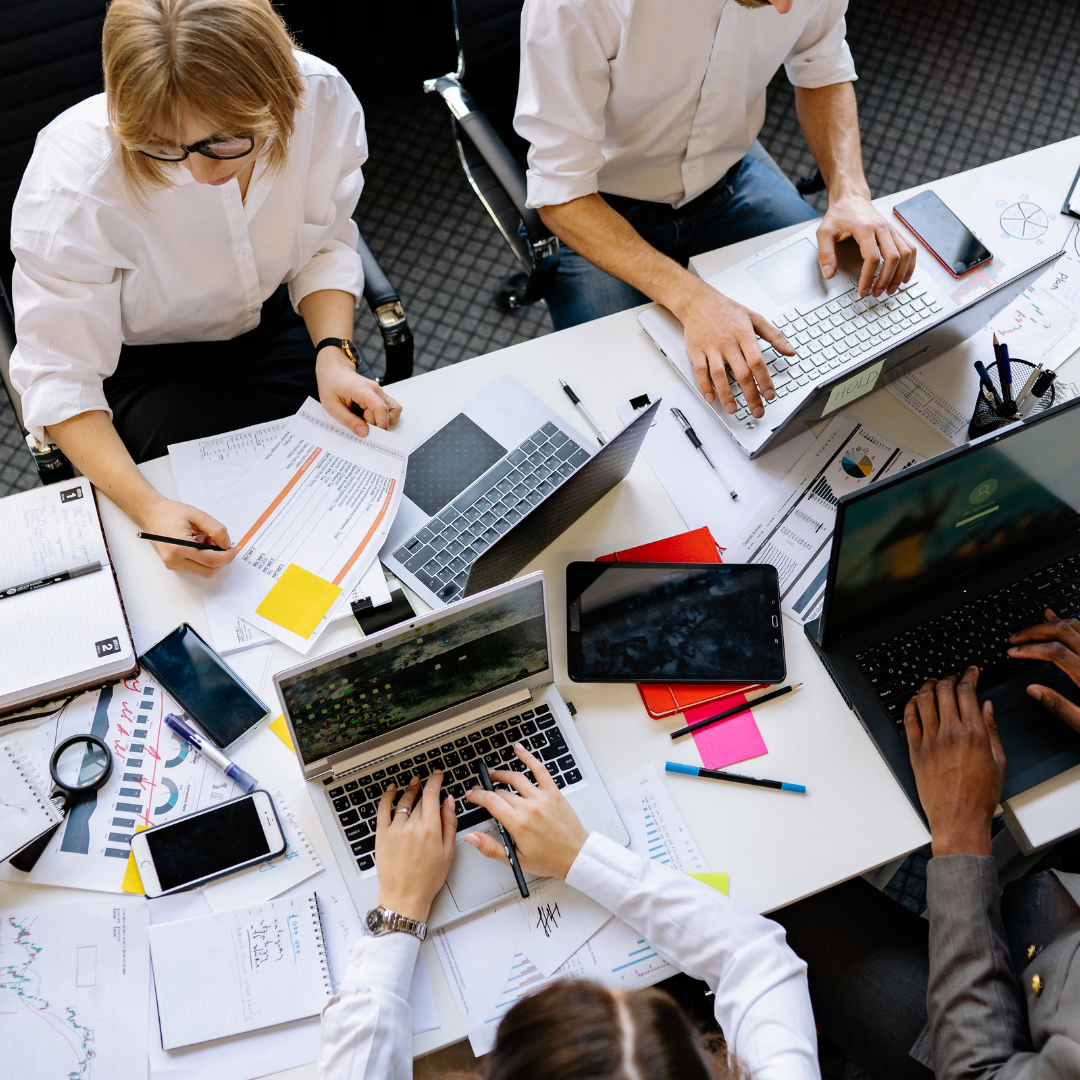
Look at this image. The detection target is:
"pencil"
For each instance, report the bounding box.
[477,758,529,897]
[669,683,802,741]
[137,532,224,551]
[666,761,806,793]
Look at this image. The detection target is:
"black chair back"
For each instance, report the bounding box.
[453,0,528,169]
[1,0,108,309]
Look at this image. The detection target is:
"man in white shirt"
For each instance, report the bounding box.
[515,0,915,421]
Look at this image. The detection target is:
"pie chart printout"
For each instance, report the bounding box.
[842,452,874,479]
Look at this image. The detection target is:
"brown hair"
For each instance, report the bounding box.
[477,981,737,1080]
[102,0,305,196]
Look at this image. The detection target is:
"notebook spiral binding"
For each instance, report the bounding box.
[3,742,62,821]
[309,892,335,997]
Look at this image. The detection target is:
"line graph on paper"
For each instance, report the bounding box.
[0,901,148,1080]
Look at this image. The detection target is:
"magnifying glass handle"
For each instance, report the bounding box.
[9,820,63,872]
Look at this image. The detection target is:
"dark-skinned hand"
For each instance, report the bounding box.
[1008,608,1080,735]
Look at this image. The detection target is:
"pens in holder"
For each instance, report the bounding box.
[670,407,738,500]
[1014,363,1044,414]
[994,335,1016,412]
[163,713,259,793]
[477,758,529,897]
[559,379,608,445]
[666,761,806,793]
[973,361,1004,411]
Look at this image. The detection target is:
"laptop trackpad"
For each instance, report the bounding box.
[445,830,538,910]
[982,662,1080,800]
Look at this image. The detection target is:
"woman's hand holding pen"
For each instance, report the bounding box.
[139,496,235,578]
[375,773,457,923]
[316,347,402,438]
[465,745,589,879]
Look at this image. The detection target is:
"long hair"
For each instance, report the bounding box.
[102,0,305,198]
[475,981,738,1080]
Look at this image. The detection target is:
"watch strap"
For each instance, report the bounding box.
[314,336,359,363]
[366,905,427,941]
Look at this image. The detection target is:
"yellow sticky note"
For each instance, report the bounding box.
[257,563,342,638]
[270,714,295,752]
[686,872,729,895]
[121,825,150,895]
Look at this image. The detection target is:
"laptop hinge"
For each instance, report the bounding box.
[326,686,535,780]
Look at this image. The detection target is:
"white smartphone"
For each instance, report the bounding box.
[130,790,286,897]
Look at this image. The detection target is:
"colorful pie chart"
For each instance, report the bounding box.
[842,452,874,478]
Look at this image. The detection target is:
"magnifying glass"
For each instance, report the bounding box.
[9,735,114,872]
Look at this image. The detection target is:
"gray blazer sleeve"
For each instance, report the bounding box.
[926,854,1033,1079]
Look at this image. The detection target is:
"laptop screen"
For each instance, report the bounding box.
[828,403,1080,630]
[280,580,548,765]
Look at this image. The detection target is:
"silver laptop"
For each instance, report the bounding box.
[273,571,630,928]
[382,373,659,607]
[638,220,1063,458]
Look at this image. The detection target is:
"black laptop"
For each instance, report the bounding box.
[807,395,1080,815]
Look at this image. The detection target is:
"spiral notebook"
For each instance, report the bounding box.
[149,891,333,1049]
[0,740,63,863]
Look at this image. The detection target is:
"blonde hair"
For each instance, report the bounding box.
[102,0,305,197]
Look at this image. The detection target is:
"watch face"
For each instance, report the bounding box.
[366,907,387,934]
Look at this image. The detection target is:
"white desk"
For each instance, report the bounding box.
[4,135,1080,1078]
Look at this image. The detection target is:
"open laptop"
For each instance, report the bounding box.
[807,396,1080,817]
[382,374,660,608]
[273,571,630,928]
[638,219,1064,458]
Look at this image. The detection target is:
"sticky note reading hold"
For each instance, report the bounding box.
[686,872,729,895]
[256,563,342,638]
[822,360,884,417]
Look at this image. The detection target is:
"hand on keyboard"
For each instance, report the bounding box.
[674,276,793,419]
[1009,609,1080,736]
[464,743,589,879]
[816,191,916,298]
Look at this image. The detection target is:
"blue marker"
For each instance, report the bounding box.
[665,761,806,794]
[164,713,259,793]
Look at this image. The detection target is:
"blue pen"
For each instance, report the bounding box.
[973,361,1003,410]
[666,761,806,793]
[995,334,1014,408]
[164,713,259,793]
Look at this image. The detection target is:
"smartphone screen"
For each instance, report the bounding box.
[144,794,276,892]
[893,190,992,276]
[139,624,268,747]
[565,562,785,684]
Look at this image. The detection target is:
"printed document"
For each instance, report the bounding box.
[730,415,922,625]
[196,399,407,651]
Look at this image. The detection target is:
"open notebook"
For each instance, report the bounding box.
[0,478,136,718]
[149,891,333,1049]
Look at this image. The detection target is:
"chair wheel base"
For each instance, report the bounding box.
[496,270,530,311]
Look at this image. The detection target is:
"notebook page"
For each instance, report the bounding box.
[0,740,62,861]
[149,891,332,1049]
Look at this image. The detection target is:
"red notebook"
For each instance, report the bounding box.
[596,527,766,719]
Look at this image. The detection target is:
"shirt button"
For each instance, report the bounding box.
[716,51,726,60]
[688,165,697,173]
[708,92,717,101]
[697,130,706,137]
[239,248,248,257]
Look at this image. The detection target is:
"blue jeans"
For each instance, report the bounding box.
[545,154,818,331]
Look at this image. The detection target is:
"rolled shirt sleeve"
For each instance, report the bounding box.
[566,833,819,1080]
[783,0,857,89]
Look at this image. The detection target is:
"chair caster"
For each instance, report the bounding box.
[496,271,529,311]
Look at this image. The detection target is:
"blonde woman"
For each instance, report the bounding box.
[10,0,399,577]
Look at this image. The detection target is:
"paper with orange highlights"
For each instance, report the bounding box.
[200,398,407,652]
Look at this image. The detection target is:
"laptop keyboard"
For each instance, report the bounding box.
[393,422,591,603]
[727,281,943,420]
[855,555,1080,730]
[322,703,583,873]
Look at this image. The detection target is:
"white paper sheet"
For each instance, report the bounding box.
[197,399,407,652]
[615,383,815,550]
[0,675,253,893]
[0,898,149,1080]
[606,764,708,873]
[728,414,922,625]
[202,792,323,913]
[204,598,274,654]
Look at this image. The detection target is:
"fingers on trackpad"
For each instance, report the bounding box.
[445,831,536,910]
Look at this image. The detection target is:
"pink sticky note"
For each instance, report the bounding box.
[683,694,768,770]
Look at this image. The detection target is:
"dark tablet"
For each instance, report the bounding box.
[566,562,786,684]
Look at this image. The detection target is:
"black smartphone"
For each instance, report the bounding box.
[893,190,993,277]
[139,623,268,748]
[565,562,786,684]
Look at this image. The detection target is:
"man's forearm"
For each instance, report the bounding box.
[46,410,163,525]
[794,82,870,200]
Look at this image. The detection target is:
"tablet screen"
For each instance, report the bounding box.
[565,562,785,684]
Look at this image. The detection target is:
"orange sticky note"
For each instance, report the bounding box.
[686,872,729,895]
[121,824,150,895]
[256,563,341,638]
[269,714,295,752]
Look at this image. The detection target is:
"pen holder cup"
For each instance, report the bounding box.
[968,358,1054,441]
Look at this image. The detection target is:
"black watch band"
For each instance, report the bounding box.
[315,337,359,364]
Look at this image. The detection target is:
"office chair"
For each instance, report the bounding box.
[1,1,413,487]
[425,0,813,312]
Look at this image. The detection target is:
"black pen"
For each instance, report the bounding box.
[1,560,102,601]
[559,379,608,445]
[995,334,1015,411]
[670,407,738,500]
[477,758,529,897]
[669,683,803,740]
[137,532,224,551]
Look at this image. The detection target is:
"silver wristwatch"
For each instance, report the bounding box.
[365,905,427,941]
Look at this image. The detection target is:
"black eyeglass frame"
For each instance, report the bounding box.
[137,135,256,162]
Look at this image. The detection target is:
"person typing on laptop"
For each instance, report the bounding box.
[516,0,915,422]
[318,744,817,1079]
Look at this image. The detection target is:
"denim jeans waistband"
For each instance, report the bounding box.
[599,156,746,221]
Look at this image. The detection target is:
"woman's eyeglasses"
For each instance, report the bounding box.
[136,135,255,162]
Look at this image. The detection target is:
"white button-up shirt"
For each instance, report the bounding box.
[515,0,856,210]
[10,51,367,442]
[316,833,818,1080]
